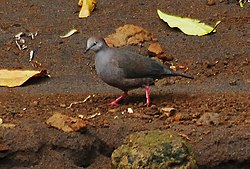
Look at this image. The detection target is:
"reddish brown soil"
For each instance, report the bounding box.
[0,0,250,168]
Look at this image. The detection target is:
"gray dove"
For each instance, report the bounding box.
[84,37,193,106]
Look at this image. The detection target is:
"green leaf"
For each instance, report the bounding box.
[239,2,244,7]
[157,9,221,36]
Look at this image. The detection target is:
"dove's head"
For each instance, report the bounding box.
[84,37,108,53]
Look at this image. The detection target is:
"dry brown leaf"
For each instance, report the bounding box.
[105,24,157,47]
[148,43,164,56]
[245,78,250,83]
[0,145,9,152]
[0,69,47,87]
[78,0,96,18]
[170,65,189,72]
[0,123,16,129]
[46,112,87,133]
[173,114,181,122]
[160,107,176,117]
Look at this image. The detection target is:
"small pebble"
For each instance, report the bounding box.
[207,0,216,5]
[197,113,220,126]
[31,100,39,106]
[127,108,134,114]
[156,55,174,61]
[60,104,67,108]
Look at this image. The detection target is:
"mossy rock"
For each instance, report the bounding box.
[111,130,197,169]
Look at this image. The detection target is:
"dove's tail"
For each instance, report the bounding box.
[164,69,194,79]
[173,71,194,79]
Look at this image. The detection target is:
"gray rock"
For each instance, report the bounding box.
[85,37,193,106]
[111,130,197,169]
[197,113,220,126]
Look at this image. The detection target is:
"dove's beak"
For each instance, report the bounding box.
[84,47,90,54]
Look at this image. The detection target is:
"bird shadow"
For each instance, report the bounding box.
[119,91,194,105]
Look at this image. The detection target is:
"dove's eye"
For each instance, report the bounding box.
[94,41,98,45]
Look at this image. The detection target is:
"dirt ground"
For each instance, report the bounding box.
[0,0,250,168]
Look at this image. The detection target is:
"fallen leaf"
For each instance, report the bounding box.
[170,65,189,72]
[0,145,9,158]
[239,0,247,7]
[78,0,96,18]
[0,145,9,152]
[159,107,176,118]
[147,43,164,56]
[46,112,87,132]
[0,69,47,87]
[160,107,176,114]
[0,123,16,129]
[157,9,221,36]
[244,119,250,124]
[173,114,181,121]
[60,29,78,38]
[105,24,157,47]
[0,118,16,128]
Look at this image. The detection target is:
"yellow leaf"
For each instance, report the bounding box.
[78,0,83,6]
[78,0,96,18]
[0,69,47,87]
[60,29,78,38]
[157,9,221,36]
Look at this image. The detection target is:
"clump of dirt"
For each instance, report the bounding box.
[105,24,157,47]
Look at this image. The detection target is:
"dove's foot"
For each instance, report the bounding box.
[108,92,128,106]
[145,85,150,107]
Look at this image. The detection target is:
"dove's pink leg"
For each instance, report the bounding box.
[109,92,128,106]
[145,85,150,107]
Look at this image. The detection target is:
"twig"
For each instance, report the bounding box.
[178,133,191,141]
[66,95,94,109]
